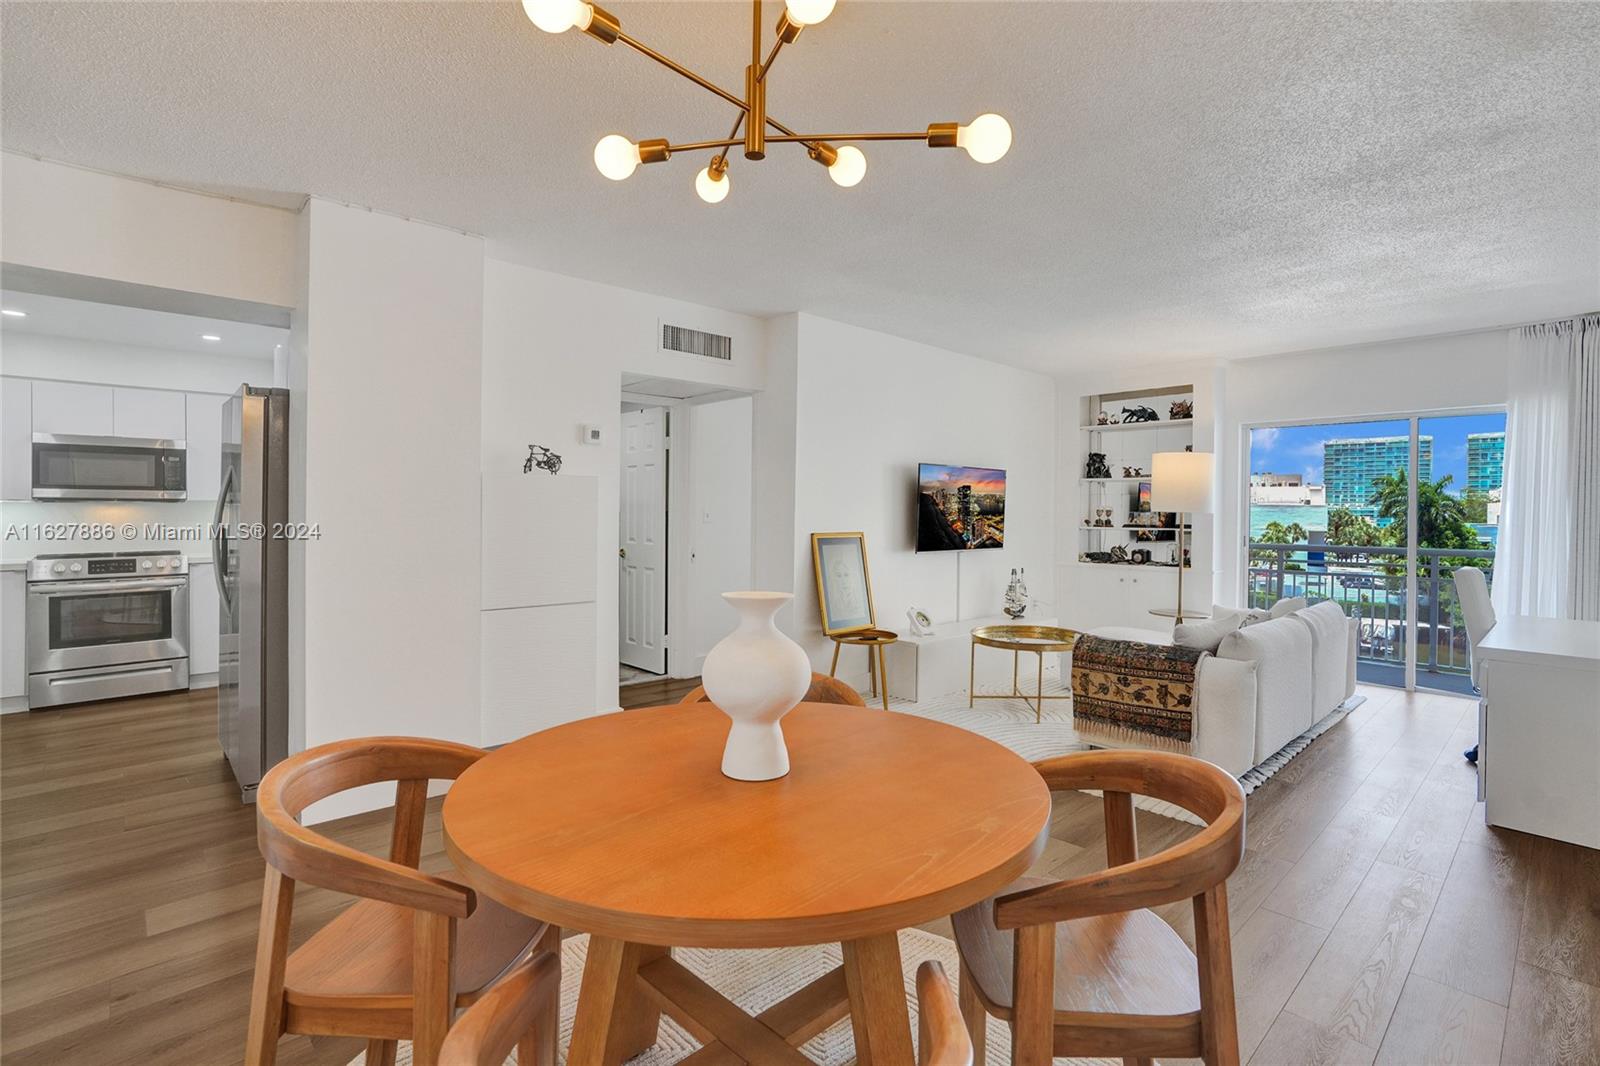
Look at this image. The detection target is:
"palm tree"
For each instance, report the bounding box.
[1368,470,1482,549]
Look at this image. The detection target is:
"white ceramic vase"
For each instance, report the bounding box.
[701,591,811,781]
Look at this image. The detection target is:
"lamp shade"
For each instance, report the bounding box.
[1151,452,1214,513]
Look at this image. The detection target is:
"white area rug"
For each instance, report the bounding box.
[351,928,1054,1065]
[618,664,661,685]
[890,680,1364,825]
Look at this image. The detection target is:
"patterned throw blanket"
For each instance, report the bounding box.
[1070,636,1203,750]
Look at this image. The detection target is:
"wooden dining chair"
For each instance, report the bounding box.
[917,959,975,1066]
[437,950,561,1066]
[951,749,1246,1066]
[677,672,868,707]
[244,737,557,1066]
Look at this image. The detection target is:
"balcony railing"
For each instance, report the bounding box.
[1245,542,1494,685]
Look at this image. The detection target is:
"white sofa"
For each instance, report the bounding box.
[1086,601,1358,777]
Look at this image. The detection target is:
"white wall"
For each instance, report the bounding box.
[683,395,754,670]
[752,315,800,624]
[1,332,272,395]
[294,199,485,821]
[1215,328,1510,602]
[1,155,298,309]
[787,314,1058,683]
[481,259,769,715]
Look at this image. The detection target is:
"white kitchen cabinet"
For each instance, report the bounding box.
[1,571,26,700]
[113,388,187,440]
[184,393,227,500]
[31,380,113,437]
[188,561,220,679]
[0,378,31,500]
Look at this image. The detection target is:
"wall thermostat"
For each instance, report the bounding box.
[580,424,603,446]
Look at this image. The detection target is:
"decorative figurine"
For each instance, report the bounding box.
[1085,452,1112,479]
[523,444,563,475]
[1003,569,1028,619]
[1122,465,1145,478]
[1121,404,1160,423]
[1096,410,1110,425]
[1109,545,1130,563]
[1170,399,1194,420]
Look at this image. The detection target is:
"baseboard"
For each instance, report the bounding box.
[0,696,28,715]
[188,673,218,690]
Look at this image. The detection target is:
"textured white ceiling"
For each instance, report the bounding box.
[2,2,1596,372]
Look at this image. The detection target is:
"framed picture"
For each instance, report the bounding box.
[811,532,876,635]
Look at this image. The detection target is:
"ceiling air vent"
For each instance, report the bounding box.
[661,322,733,361]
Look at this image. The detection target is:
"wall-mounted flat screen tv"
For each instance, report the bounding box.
[917,463,1006,551]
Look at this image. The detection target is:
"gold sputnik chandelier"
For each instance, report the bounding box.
[521,0,1012,203]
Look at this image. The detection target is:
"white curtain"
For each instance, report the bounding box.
[1494,313,1600,620]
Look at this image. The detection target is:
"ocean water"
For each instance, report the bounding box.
[1249,504,1329,540]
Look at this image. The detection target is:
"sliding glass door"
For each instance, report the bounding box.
[1246,410,1505,693]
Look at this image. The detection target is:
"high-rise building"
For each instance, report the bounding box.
[1467,432,1505,494]
[1324,435,1432,518]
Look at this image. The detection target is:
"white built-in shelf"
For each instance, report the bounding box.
[1079,420,1197,433]
[1079,525,1193,532]
[1079,477,1145,484]
[1070,560,1191,570]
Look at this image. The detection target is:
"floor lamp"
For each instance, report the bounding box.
[1151,451,1214,624]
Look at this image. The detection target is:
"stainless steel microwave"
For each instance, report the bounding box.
[31,433,187,501]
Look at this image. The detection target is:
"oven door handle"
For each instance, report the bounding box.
[28,578,189,595]
[212,462,234,611]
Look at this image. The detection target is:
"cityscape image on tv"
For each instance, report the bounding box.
[917,463,1006,551]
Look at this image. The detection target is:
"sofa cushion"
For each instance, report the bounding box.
[1218,614,1314,760]
[1212,604,1270,628]
[1269,596,1309,619]
[1193,655,1259,777]
[1173,612,1243,654]
[1294,601,1354,715]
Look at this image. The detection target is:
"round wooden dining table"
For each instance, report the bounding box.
[442,701,1051,1066]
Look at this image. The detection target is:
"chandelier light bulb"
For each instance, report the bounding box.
[594,134,642,180]
[522,0,594,33]
[784,0,836,27]
[695,165,731,203]
[956,113,1012,164]
[827,145,867,187]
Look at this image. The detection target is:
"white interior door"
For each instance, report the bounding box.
[619,407,668,673]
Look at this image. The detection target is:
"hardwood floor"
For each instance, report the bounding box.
[3,683,1595,1065]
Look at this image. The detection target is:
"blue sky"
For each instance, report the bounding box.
[1250,413,1506,492]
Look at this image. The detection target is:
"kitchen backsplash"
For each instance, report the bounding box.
[0,499,219,562]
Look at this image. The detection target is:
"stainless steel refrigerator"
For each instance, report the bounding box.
[215,385,290,802]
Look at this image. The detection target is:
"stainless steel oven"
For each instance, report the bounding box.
[26,551,190,707]
[32,433,187,501]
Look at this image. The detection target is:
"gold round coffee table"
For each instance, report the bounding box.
[969,624,1080,723]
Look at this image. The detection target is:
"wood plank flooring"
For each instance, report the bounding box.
[3,683,1596,1065]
